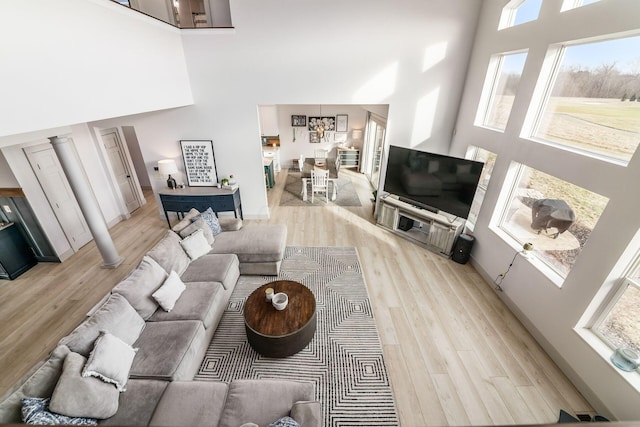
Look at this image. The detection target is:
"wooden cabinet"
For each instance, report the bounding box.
[0,223,37,280]
[377,196,464,257]
[338,148,360,169]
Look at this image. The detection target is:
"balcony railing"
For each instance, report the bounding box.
[112,0,232,28]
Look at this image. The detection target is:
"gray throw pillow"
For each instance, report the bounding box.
[179,217,215,245]
[171,208,201,233]
[49,352,119,419]
[147,231,191,276]
[112,256,167,320]
[60,294,145,357]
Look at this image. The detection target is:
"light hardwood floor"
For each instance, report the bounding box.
[0,168,593,426]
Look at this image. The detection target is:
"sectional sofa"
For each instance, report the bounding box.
[0,209,321,426]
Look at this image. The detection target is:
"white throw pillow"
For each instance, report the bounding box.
[179,228,211,260]
[82,332,137,392]
[152,271,186,312]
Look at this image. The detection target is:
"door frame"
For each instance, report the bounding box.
[23,142,93,253]
[94,127,144,220]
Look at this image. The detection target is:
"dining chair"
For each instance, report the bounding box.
[314,149,328,159]
[310,169,329,203]
[298,155,304,172]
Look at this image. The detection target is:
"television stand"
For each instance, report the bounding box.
[377,195,465,257]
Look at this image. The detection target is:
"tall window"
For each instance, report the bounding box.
[499,0,543,30]
[531,35,640,164]
[499,164,608,280]
[594,256,640,354]
[465,147,496,226]
[479,52,528,131]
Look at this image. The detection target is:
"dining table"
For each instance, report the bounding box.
[300,157,339,201]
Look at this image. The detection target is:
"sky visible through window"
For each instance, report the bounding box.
[513,0,543,26]
[502,52,528,73]
[563,36,640,73]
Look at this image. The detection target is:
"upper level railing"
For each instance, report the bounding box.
[112,0,232,29]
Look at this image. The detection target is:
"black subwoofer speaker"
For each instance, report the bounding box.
[452,234,474,264]
[397,216,414,231]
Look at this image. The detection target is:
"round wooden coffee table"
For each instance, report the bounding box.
[244,280,316,358]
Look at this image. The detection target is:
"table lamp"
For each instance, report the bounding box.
[158,159,178,189]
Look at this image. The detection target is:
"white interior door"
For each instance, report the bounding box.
[24,144,92,252]
[100,129,141,214]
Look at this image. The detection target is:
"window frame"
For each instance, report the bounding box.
[499,0,542,30]
[561,0,601,12]
[591,255,640,353]
[493,161,608,286]
[523,34,640,166]
[464,146,496,229]
[476,50,528,132]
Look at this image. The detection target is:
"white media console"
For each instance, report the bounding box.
[377,195,465,257]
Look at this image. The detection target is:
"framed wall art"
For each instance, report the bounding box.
[334,132,347,143]
[308,116,336,132]
[180,140,218,186]
[291,115,307,127]
[336,114,348,132]
[309,131,320,143]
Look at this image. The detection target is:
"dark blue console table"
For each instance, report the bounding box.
[158,186,243,227]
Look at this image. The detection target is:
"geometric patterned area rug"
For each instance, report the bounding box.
[279,170,362,207]
[195,247,399,426]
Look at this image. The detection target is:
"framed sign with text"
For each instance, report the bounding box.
[180,140,218,186]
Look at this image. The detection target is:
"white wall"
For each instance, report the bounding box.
[0,152,19,187]
[87,0,481,219]
[0,0,194,139]
[451,0,640,420]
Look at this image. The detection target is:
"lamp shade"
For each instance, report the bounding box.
[158,159,178,176]
[352,129,363,139]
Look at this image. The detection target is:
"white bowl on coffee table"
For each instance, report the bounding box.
[272,292,288,310]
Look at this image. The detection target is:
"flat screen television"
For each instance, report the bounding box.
[383,146,484,219]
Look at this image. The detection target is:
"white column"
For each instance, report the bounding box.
[49,136,124,269]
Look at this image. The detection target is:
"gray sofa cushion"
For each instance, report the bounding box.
[147,231,190,276]
[129,320,205,381]
[149,381,228,427]
[49,352,119,419]
[0,345,70,423]
[218,380,314,427]
[60,294,146,357]
[147,282,224,329]
[180,254,239,290]
[99,379,168,426]
[291,401,321,427]
[219,217,243,231]
[112,256,167,320]
[210,225,286,263]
